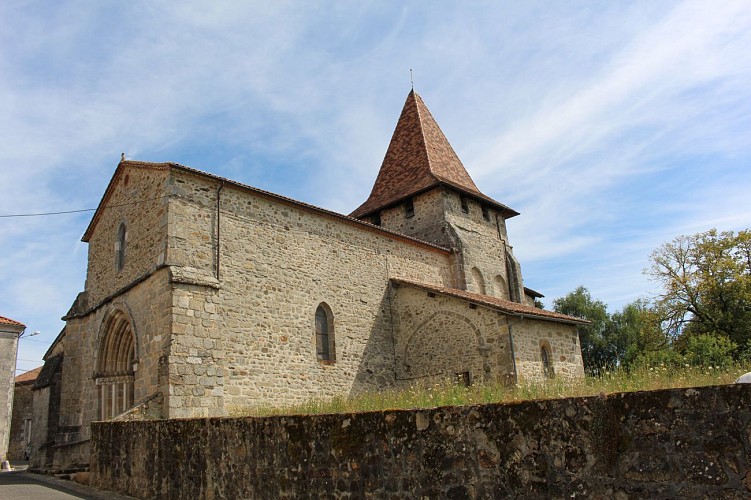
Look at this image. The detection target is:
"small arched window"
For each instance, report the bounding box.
[315,304,335,363]
[116,223,127,272]
[541,345,554,379]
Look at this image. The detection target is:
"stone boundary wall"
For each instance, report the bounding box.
[90,384,751,498]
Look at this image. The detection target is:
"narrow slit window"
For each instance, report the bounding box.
[405,198,415,218]
[460,196,469,214]
[481,206,490,221]
[116,223,126,272]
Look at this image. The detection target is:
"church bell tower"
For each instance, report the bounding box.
[351,90,526,302]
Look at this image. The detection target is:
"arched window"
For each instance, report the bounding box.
[471,267,486,295]
[541,344,554,379]
[315,304,335,363]
[95,310,136,419]
[116,223,127,272]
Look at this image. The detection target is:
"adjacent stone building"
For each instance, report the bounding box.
[33,90,586,471]
[7,366,41,461]
[0,315,26,465]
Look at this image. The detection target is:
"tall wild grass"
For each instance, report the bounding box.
[229,363,747,418]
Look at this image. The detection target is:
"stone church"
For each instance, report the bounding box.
[31,90,585,471]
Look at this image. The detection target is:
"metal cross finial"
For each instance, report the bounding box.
[410,69,414,90]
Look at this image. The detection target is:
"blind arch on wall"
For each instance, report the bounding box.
[471,267,486,295]
[540,342,554,379]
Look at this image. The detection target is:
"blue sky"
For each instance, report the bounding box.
[2,1,750,375]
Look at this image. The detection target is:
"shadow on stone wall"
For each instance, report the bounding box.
[91,384,751,498]
[347,286,397,398]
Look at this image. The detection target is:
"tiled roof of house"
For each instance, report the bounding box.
[0,315,25,327]
[392,278,589,325]
[15,366,42,384]
[350,90,518,219]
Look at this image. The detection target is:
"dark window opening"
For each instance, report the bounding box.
[315,305,336,363]
[372,213,381,226]
[427,292,436,298]
[405,198,415,218]
[456,371,471,387]
[481,206,489,221]
[469,303,477,309]
[116,223,126,272]
[460,196,469,214]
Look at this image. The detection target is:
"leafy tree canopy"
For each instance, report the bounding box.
[646,229,751,355]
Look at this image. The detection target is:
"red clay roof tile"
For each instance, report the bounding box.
[15,366,42,384]
[392,278,589,325]
[350,91,518,219]
[0,315,25,327]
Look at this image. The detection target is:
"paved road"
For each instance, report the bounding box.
[0,468,135,500]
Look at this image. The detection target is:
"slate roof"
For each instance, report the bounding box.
[392,278,589,325]
[15,366,42,384]
[350,90,518,219]
[0,315,25,327]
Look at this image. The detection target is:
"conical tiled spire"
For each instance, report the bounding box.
[351,90,515,219]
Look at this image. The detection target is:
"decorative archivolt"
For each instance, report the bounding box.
[95,308,137,377]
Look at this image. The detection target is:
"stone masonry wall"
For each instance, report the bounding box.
[7,380,34,460]
[91,384,751,499]
[391,284,514,388]
[55,269,172,469]
[0,332,19,461]
[377,188,513,295]
[166,169,453,414]
[511,318,585,382]
[443,191,522,301]
[84,166,169,306]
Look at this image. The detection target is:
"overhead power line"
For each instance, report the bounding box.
[0,195,168,218]
[0,208,96,218]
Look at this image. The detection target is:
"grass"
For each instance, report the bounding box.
[228,363,748,418]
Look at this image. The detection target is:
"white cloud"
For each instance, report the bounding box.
[2,0,751,367]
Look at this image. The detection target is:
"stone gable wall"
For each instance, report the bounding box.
[91,384,751,499]
[84,167,169,306]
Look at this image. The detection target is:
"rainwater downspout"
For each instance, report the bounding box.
[506,315,525,385]
[216,181,224,281]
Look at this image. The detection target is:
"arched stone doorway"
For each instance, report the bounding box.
[95,309,137,419]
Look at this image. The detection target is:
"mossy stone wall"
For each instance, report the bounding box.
[91,384,751,498]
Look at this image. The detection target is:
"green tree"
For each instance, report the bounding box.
[553,286,612,372]
[682,334,736,368]
[646,229,751,356]
[609,299,669,368]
